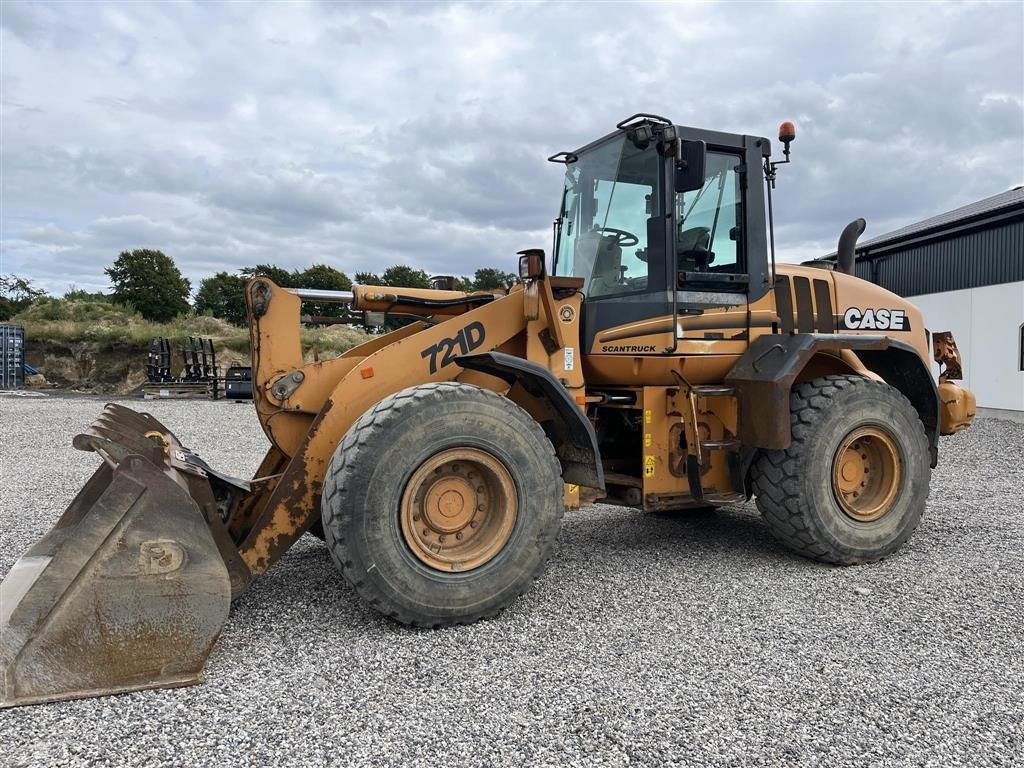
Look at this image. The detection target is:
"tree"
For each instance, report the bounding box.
[194,272,249,325]
[293,263,353,319]
[355,265,431,289]
[354,270,381,286]
[240,263,294,287]
[371,265,432,289]
[105,249,190,322]
[0,274,46,320]
[472,267,518,291]
[293,263,352,291]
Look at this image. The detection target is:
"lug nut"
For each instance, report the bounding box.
[477,504,485,512]
[456,532,464,540]
[413,514,421,522]
[470,520,478,528]
[423,528,430,536]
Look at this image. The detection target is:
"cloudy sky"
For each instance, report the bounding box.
[2,1,1021,295]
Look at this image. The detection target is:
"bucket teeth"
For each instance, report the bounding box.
[1,405,233,708]
[72,403,183,466]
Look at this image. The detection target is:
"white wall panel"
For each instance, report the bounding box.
[911,282,1024,411]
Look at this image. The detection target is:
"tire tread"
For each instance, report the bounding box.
[751,374,926,565]
[321,382,563,627]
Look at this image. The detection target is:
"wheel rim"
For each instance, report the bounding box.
[831,426,903,522]
[400,448,517,572]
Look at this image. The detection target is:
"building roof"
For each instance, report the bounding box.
[816,185,1024,262]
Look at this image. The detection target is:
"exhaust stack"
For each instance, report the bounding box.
[836,218,866,275]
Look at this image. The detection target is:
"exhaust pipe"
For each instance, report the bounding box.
[836,218,866,275]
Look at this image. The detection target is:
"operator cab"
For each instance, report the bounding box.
[550,114,772,351]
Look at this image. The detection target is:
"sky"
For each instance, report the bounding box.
[2,1,1022,296]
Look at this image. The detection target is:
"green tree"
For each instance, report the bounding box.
[354,270,381,285]
[194,271,249,325]
[293,263,353,319]
[293,263,352,291]
[105,249,190,322]
[356,266,431,289]
[374,265,432,289]
[0,274,46,320]
[240,263,294,287]
[472,267,518,291]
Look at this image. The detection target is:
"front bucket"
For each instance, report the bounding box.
[1,405,232,708]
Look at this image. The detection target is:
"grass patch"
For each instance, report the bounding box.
[14,297,371,356]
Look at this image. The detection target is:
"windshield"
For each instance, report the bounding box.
[553,136,661,297]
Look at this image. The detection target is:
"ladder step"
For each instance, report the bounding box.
[693,385,735,397]
[701,438,741,450]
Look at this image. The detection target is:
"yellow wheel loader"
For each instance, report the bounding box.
[0,114,976,707]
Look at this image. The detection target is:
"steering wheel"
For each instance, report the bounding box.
[596,226,639,247]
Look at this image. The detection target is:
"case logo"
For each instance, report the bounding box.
[841,308,910,331]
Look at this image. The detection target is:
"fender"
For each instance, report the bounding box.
[457,351,605,492]
[726,333,939,466]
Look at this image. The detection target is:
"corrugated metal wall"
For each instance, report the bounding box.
[855,217,1024,297]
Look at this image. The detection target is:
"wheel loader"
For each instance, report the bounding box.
[0,114,976,708]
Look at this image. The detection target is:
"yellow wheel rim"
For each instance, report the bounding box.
[400,448,517,572]
[832,426,903,522]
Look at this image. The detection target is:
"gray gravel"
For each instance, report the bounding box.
[1,394,1022,767]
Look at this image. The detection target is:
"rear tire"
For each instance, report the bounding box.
[321,382,564,626]
[751,375,930,565]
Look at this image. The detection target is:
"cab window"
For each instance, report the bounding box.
[553,135,662,298]
[675,151,743,283]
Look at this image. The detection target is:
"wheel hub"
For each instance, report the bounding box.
[831,426,902,522]
[400,448,517,572]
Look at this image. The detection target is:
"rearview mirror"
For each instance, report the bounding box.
[674,140,707,193]
[517,248,546,280]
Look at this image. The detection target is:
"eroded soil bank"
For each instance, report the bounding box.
[24,340,250,393]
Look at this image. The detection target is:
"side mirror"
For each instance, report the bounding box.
[517,248,546,280]
[674,140,707,193]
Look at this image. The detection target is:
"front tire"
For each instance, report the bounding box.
[321,382,564,626]
[751,375,931,564]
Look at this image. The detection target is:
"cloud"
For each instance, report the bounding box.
[1,1,1021,295]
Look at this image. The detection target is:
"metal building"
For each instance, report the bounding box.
[1,323,26,390]
[810,186,1024,416]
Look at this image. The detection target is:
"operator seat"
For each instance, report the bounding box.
[677,226,712,272]
[585,234,624,296]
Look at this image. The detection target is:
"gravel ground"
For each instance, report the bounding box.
[1,393,1022,767]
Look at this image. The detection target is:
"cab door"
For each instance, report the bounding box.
[584,129,771,366]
